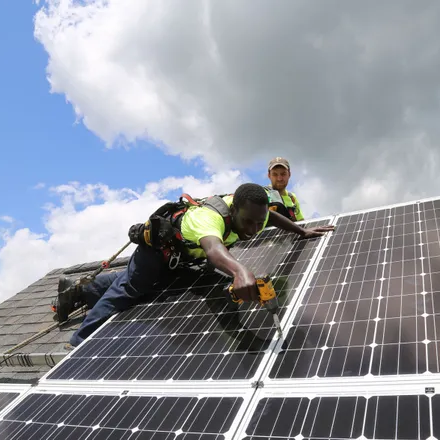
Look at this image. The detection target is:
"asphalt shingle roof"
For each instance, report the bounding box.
[0,257,130,383]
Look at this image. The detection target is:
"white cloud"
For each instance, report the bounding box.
[33,182,46,190]
[0,216,14,224]
[0,171,244,303]
[291,177,328,219]
[34,0,440,216]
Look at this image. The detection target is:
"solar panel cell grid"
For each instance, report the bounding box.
[270,201,440,379]
[45,222,329,383]
[244,394,433,440]
[0,393,19,413]
[0,392,244,440]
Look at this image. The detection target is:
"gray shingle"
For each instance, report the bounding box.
[34,297,53,307]
[26,342,70,353]
[0,300,17,310]
[29,290,57,300]
[1,324,22,335]
[2,315,22,325]
[77,262,100,271]
[46,267,64,276]
[1,334,25,346]
[15,323,53,334]
[0,309,15,318]
[18,313,51,325]
[63,263,85,273]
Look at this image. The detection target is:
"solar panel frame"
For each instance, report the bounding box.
[39,218,335,391]
[261,196,440,386]
[0,386,256,440]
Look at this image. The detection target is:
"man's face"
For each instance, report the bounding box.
[231,201,268,241]
[268,165,291,191]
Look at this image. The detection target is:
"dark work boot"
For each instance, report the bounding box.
[53,275,84,323]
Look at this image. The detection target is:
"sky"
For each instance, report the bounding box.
[1,0,440,302]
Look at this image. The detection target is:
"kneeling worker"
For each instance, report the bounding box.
[56,183,334,348]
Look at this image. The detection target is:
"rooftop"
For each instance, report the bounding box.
[0,257,130,383]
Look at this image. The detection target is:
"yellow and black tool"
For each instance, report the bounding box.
[228,275,284,338]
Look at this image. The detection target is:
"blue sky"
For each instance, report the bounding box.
[0,3,190,234]
[3,0,439,300]
[0,2,272,238]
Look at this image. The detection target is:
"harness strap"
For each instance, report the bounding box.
[180,193,201,207]
[173,195,233,246]
[204,195,233,242]
[265,186,298,221]
[147,193,235,269]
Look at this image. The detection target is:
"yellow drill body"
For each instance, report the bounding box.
[228,275,284,338]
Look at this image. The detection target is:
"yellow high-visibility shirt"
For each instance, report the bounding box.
[180,195,269,259]
[281,192,304,221]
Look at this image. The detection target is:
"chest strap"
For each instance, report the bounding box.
[264,186,297,221]
[173,195,233,247]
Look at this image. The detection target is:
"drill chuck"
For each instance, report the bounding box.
[263,297,279,314]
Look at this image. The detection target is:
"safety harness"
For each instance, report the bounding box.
[144,193,234,269]
[264,186,299,221]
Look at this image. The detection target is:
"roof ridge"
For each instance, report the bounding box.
[46,256,130,276]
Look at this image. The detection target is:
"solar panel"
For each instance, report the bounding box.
[41,220,332,386]
[236,388,436,440]
[265,199,440,379]
[0,388,253,440]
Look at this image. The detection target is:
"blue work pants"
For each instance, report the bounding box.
[70,244,167,346]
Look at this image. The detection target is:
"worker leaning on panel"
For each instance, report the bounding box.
[264,156,306,222]
[53,183,335,349]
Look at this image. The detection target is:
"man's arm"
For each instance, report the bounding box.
[200,236,259,302]
[268,210,307,235]
[268,210,335,238]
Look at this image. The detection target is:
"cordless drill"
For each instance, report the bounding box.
[228,275,284,338]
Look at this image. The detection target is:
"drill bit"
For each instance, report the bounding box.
[263,300,284,339]
[272,312,283,339]
[227,275,284,339]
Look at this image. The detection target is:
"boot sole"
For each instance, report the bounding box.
[56,276,73,322]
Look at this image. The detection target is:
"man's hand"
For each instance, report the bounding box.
[268,211,336,239]
[232,267,259,302]
[200,235,259,302]
[301,225,335,239]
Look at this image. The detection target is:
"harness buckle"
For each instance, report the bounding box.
[168,251,181,270]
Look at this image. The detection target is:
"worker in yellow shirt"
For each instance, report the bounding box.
[264,157,307,222]
[55,183,334,348]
